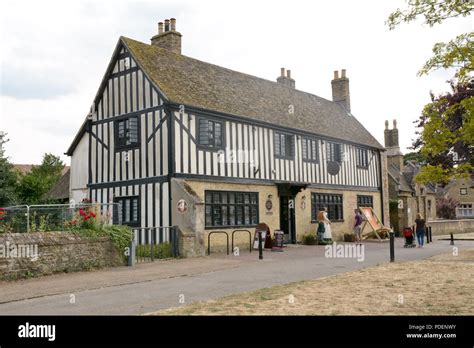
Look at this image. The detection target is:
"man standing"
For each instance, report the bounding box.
[353,209,363,245]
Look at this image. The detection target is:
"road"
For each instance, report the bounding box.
[0,238,469,315]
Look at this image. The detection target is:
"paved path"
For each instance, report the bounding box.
[0,238,471,315]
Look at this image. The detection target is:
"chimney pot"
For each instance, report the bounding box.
[151,17,182,54]
[280,67,285,77]
[287,70,291,78]
[331,69,350,112]
[393,119,397,129]
[385,120,389,130]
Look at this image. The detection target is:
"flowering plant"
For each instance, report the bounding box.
[65,207,99,231]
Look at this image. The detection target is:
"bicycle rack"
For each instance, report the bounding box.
[231,229,252,253]
[208,231,229,255]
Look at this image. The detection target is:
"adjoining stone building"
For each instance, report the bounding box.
[67,18,390,256]
[384,120,436,233]
[437,176,474,218]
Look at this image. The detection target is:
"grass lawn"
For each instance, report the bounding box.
[148,249,474,316]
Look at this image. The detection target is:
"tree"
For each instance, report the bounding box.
[388,0,474,183]
[0,132,18,206]
[403,151,427,165]
[17,153,65,204]
[387,0,473,83]
[412,82,473,183]
[436,197,459,219]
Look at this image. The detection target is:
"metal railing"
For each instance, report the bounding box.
[131,226,179,263]
[0,203,120,233]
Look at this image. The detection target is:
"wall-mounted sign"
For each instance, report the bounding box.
[177,199,188,214]
[265,199,273,211]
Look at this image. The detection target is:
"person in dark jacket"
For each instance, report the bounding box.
[415,213,426,248]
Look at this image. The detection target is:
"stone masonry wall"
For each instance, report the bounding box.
[0,232,124,280]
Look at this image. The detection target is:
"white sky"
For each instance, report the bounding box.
[1,0,472,165]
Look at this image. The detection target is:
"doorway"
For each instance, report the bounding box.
[280,196,296,244]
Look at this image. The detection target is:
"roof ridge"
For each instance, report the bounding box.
[121,36,340,107]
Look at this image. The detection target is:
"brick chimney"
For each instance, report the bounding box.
[384,119,404,172]
[331,69,350,112]
[151,18,182,54]
[276,68,295,89]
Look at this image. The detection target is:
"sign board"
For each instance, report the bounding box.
[273,230,284,248]
[253,223,272,250]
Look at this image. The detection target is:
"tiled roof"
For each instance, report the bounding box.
[121,37,384,149]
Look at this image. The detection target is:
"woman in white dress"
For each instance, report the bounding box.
[322,207,333,244]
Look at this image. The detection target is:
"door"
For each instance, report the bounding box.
[280,196,296,244]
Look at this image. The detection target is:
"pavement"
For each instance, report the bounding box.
[0,237,471,315]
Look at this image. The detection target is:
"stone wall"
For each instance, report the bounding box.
[428,219,474,236]
[0,232,124,280]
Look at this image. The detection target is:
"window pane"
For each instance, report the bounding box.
[250,194,257,205]
[125,199,130,222]
[251,206,258,224]
[213,205,222,225]
[244,194,250,204]
[199,119,209,145]
[236,193,243,204]
[312,141,317,160]
[213,193,221,204]
[274,133,281,155]
[244,206,250,225]
[229,206,235,225]
[229,193,235,204]
[214,122,222,146]
[302,139,307,159]
[205,205,212,226]
[236,206,243,225]
[222,206,228,225]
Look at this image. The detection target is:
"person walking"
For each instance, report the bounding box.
[322,207,333,244]
[316,208,326,245]
[415,213,426,248]
[353,209,363,245]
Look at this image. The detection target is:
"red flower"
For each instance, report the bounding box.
[84,216,90,220]
[90,211,96,218]
[79,209,86,217]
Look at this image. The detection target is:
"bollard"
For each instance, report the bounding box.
[389,231,395,262]
[450,232,454,245]
[429,227,433,242]
[258,231,263,260]
[426,228,430,244]
[127,240,136,266]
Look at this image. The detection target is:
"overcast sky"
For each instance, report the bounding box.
[1,0,472,165]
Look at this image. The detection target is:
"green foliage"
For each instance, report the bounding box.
[0,132,18,206]
[436,197,459,219]
[413,83,473,183]
[136,242,172,259]
[418,32,474,82]
[387,0,473,29]
[387,0,473,83]
[404,152,427,165]
[17,153,65,205]
[303,232,317,245]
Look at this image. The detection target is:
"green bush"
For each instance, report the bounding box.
[136,242,173,259]
[303,232,317,245]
